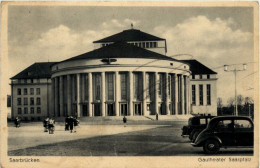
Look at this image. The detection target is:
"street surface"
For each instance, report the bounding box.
[8,121,253,156]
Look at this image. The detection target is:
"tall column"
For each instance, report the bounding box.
[155,72,159,115]
[129,71,133,116]
[181,75,185,115]
[59,76,64,117]
[165,73,169,115]
[54,77,59,117]
[174,74,178,115]
[67,75,72,116]
[88,73,93,117]
[101,72,106,116]
[51,78,55,117]
[142,71,147,116]
[187,76,190,115]
[115,71,120,116]
[76,74,81,117]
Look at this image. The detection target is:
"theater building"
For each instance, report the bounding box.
[10,29,217,120]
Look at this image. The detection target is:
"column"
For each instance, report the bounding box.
[54,77,59,117]
[88,73,93,117]
[187,76,190,115]
[67,75,72,116]
[181,75,185,115]
[59,76,64,117]
[115,71,120,116]
[174,74,178,115]
[155,72,159,115]
[165,73,169,115]
[51,78,55,117]
[101,72,106,116]
[129,71,133,116]
[76,74,81,118]
[142,71,147,116]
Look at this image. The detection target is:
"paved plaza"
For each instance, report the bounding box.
[8,121,253,156]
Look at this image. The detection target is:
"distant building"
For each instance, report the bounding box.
[10,62,55,120]
[10,29,217,120]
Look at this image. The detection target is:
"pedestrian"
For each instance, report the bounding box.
[14,117,21,128]
[73,117,79,132]
[123,116,127,127]
[68,116,74,133]
[65,116,69,131]
[48,118,55,134]
[43,117,49,132]
[156,113,158,121]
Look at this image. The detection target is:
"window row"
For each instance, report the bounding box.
[17,97,41,105]
[192,84,211,105]
[192,74,211,79]
[17,107,41,114]
[17,88,40,95]
[17,79,41,84]
[100,42,158,49]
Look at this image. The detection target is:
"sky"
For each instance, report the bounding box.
[5,5,256,105]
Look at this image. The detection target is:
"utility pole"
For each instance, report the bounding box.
[224,64,247,116]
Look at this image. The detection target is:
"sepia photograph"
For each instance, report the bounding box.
[0,1,259,168]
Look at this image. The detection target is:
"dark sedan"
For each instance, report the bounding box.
[191,116,253,154]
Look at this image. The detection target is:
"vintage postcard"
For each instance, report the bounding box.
[0,1,259,168]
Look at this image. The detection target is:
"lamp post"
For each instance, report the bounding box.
[224,64,247,116]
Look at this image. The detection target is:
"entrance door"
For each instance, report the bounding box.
[82,104,89,116]
[94,104,101,116]
[134,103,142,115]
[107,103,115,116]
[121,103,128,116]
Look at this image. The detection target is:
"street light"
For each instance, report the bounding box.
[224,63,247,116]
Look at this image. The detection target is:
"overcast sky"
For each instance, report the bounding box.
[6,5,256,105]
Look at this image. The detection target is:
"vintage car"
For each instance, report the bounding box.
[181,115,215,141]
[191,116,254,154]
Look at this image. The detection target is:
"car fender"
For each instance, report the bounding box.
[196,135,222,147]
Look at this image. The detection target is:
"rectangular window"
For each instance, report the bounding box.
[153,42,157,48]
[199,85,203,105]
[30,107,34,114]
[207,74,210,79]
[149,42,153,48]
[192,75,195,79]
[142,42,145,48]
[106,73,114,101]
[207,84,211,105]
[18,108,22,114]
[192,85,196,105]
[30,88,34,95]
[24,79,27,84]
[37,107,41,114]
[17,88,21,95]
[30,97,34,105]
[31,79,34,83]
[93,74,101,101]
[120,73,127,100]
[17,98,22,105]
[36,88,40,95]
[200,75,203,79]
[24,107,28,114]
[24,98,28,105]
[134,73,142,100]
[24,88,28,95]
[146,42,150,48]
[36,98,41,105]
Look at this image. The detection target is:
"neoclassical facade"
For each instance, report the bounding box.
[10,29,217,120]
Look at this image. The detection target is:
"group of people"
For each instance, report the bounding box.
[43,117,55,133]
[65,116,79,133]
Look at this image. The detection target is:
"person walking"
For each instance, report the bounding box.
[65,116,69,131]
[68,116,74,133]
[123,116,127,127]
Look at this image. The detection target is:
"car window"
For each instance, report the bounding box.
[234,120,253,132]
[200,119,206,125]
[215,120,233,131]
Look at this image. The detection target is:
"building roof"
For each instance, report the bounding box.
[11,62,57,79]
[180,59,217,75]
[62,41,178,63]
[93,29,165,43]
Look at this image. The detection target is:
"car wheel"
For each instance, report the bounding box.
[203,140,220,154]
